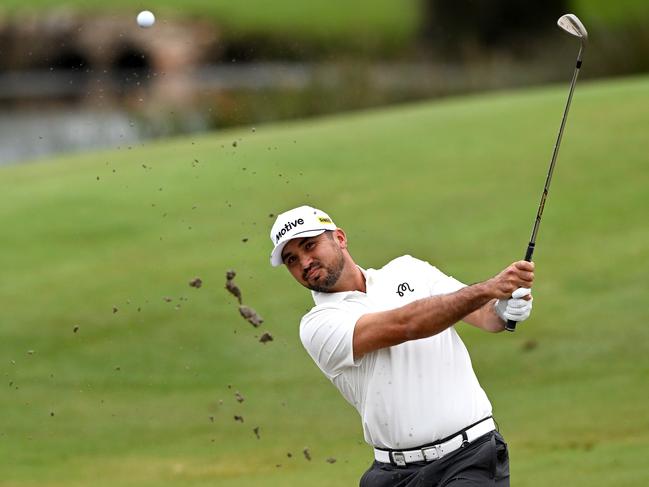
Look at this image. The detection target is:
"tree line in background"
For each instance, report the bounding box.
[423,0,569,56]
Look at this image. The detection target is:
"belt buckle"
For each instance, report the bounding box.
[392,452,406,467]
[461,431,470,448]
[422,444,443,462]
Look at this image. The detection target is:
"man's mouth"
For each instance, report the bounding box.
[305,266,321,281]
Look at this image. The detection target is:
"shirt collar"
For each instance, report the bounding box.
[311,266,369,305]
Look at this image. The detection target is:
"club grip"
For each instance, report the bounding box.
[505,243,535,332]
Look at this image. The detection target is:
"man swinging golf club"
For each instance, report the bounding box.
[269,205,534,486]
[268,14,587,484]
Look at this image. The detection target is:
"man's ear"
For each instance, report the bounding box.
[333,228,347,249]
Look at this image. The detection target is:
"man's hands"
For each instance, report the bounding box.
[488,261,534,324]
[487,261,534,299]
[494,287,533,322]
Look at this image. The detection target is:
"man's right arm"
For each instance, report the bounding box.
[352,260,534,360]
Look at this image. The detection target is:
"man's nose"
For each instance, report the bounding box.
[301,255,314,271]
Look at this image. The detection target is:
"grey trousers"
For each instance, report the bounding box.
[359,431,510,487]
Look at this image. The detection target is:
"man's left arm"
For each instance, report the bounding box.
[463,288,533,333]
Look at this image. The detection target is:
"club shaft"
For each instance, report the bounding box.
[528,44,583,247]
[506,44,584,332]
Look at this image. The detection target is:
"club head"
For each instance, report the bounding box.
[557,14,588,42]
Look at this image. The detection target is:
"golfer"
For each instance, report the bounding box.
[269,205,534,486]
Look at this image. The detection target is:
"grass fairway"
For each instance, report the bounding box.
[1,75,649,486]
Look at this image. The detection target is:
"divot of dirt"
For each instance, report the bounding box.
[239,306,263,327]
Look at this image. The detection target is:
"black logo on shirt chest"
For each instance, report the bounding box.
[396,282,415,297]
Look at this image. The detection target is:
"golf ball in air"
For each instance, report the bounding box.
[137,10,155,28]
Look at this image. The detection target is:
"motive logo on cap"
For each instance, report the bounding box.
[274,218,305,244]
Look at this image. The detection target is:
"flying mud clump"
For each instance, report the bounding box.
[225,270,273,344]
[238,305,263,327]
[259,332,273,344]
[189,277,203,289]
[225,270,264,327]
[225,270,242,304]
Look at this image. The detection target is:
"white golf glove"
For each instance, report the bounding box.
[495,288,533,322]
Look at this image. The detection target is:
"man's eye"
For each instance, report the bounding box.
[287,256,296,265]
[305,242,315,250]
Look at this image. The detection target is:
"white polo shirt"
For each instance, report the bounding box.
[299,255,493,450]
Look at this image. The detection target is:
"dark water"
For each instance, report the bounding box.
[0,109,140,165]
[0,64,315,165]
[0,107,215,166]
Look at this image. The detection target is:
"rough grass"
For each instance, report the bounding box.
[1,74,649,486]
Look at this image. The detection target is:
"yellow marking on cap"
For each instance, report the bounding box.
[318,217,332,224]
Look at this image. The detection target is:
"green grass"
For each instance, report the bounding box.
[2,74,649,486]
[574,0,649,25]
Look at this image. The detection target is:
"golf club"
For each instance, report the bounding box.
[506,13,588,332]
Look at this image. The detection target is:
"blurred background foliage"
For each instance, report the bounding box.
[1,0,648,58]
[1,0,648,166]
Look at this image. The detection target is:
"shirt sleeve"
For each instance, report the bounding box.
[405,255,467,296]
[429,267,466,295]
[299,305,364,380]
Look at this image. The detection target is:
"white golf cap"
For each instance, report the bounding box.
[269,205,337,266]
